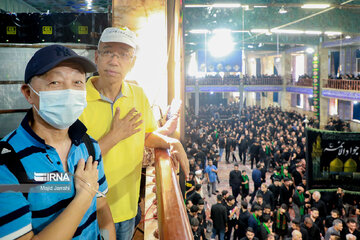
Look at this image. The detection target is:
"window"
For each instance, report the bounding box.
[273,92,279,103]
[353,102,360,121]
[357,58,360,73]
[296,94,304,108]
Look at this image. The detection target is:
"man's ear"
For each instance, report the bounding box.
[21,83,38,106]
[21,84,33,105]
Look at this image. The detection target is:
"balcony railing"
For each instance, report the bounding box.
[186,77,283,86]
[288,78,313,87]
[324,79,360,91]
[154,149,193,239]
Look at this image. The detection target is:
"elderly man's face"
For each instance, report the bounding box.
[335,223,343,232]
[293,232,302,240]
[95,42,135,83]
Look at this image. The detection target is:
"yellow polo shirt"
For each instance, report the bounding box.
[79,77,157,222]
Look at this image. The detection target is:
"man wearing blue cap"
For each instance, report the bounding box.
[0,45,115,239]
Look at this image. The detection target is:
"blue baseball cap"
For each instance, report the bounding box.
[25,44,97,83]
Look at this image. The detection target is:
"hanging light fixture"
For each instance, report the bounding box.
[279,6,287,14]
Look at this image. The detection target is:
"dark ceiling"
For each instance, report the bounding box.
[5,0,360,52]
[183,0,360,52]
[23,0,110,13]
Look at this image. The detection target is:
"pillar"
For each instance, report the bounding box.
[319,47,330,128]
[239,82,244,114]
[280,52,291,111]
[195,80,199,116]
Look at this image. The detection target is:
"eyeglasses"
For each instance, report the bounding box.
[98,50,134,60]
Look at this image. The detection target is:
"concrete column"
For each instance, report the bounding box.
[339,48,346,75]
[281,91,292,111]
[280,52,291,111]
[195,81,199,116]
[239,82,244,113]
[319,47,330,128]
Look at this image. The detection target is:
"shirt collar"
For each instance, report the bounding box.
[20,109,87,146]
[86,76,132,102]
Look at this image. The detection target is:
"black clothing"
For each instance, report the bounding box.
[301,223,321,240]
[268,184,280,206]
[234,210,251,239]
[259,224,271,240]
[230,170,242,201]
[192,227,202,240]
[274,210,291,236]
[345,228,360,240]
[280,184,292,206]
[292,169,303,186]
[302,214,324,236]
[211,203,228,231]
[240,237,259,240]
[219,137,225,148]
[230,170,242,188]
[188,191,202,206]
[257,190,275,210]
[185,179,195,198]
[311,199,327,221]
[225,204,237,240]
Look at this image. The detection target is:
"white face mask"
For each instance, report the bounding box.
[28,84,87,129]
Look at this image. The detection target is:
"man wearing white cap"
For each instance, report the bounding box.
[79,27,189,239]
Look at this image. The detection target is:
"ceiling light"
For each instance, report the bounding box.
[279,6,287,14]
[306,48,315,54]
[208,29,234,58]
[212,3,241,8]
[242,5,250,10]
[248,45,254,48]
[345,35,351,39]
[271,29,304,34]
[213,29,231,34]
[301,4,330,9]
[232,30,250,33]
[189,29,210,34]
[325,31,342,36]
[254,5,267,8]
[305,30,322,35]
[184,4,209,8]
[251,29,269,33]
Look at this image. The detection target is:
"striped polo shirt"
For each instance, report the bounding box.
[0,110,108,240]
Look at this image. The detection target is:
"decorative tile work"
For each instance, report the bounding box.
[244,86,283,92]
[185,85,283,93]
[185,86,195,92]
[322,89,360,101]
[286,86,313,95]
[199,86,239,92]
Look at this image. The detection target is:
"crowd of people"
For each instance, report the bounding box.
[186,74,282,86]
[184,104,360,240]
[328,74,360,80]
[324,116,350,132]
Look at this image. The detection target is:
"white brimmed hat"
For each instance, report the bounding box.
[99,27,137,49]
